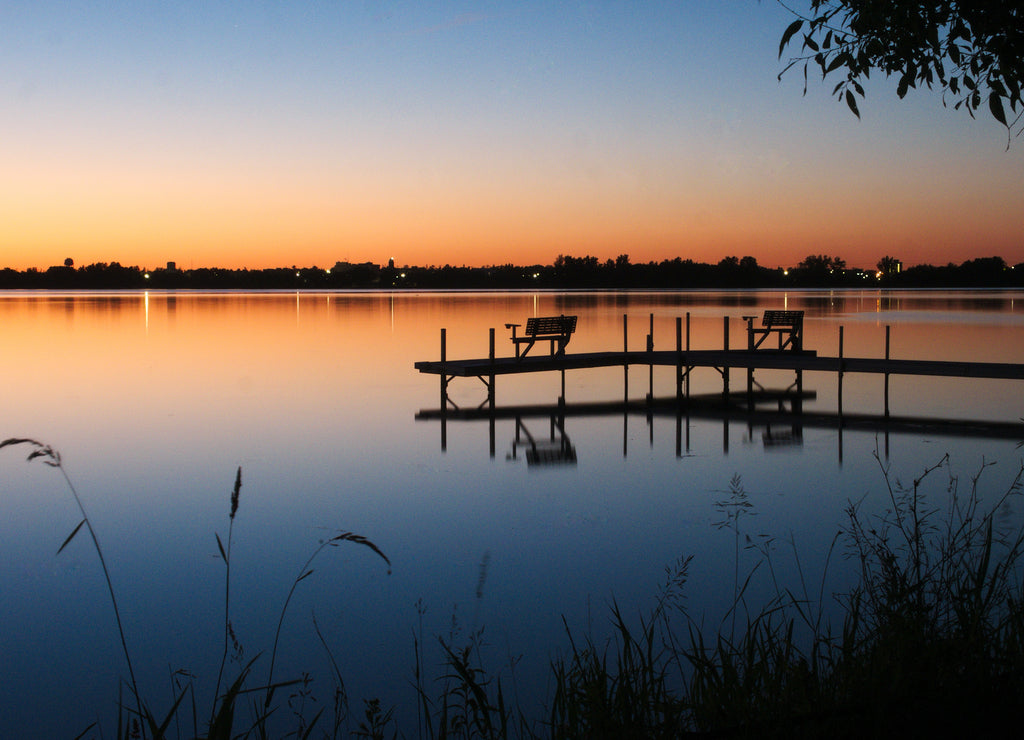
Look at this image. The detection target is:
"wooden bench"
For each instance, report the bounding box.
[744,310,803,351]
[505,315,577,358]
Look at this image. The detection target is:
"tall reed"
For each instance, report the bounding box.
[211,466,242,728]
[3,439,392,739]
[1,438,144,729]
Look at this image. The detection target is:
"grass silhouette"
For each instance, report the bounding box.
[2,438,391,740]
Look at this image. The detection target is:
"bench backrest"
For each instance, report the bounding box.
[762,310,803,328]
[525,315,577,336]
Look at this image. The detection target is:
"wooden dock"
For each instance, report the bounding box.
[415,314,1024,418]
[414,312,1024,461]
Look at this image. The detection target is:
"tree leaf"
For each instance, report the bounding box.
[897,73,910,99]
[989,93,1008,126]
[58,520,87,555]
[803,33,819,53]
[825,53,847,75]
[1005,75,1020,105]
[779,19,803,58]
[846,89,861,118]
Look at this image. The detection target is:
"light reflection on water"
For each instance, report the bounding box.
[2,289,1024,736]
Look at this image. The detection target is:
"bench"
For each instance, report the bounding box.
[744,310,803,351]
[505,315,577,359]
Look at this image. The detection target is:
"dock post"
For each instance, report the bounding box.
[675,316,682,400]
[837,325,845,465]
[647,312,654,403]
[685,312,691,398]
[440,328,447,452]
[838,326,844,418]
[441,328,447,405]
[744,315,755,411]
[489,328,495,458]
[884,325,891,418]
[623,313,629,403]
[487,329,495,407]
[722,316,730,400]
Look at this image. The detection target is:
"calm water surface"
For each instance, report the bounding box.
[3,289,1024,736]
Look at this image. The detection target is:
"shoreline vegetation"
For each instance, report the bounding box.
[2,254,1023,291]
[4,437,1024,738]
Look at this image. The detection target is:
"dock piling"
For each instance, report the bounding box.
[838,326,845,418]
[885,325,891,418]
[440,328,447,451]
[489,328,496,457]
[675,316,682,400]
[488,328,495,407]
[722,316,730,399]
[686,312,691,398]
[623,313,629,403]
[647,312,654,403]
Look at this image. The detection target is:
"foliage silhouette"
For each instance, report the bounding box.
[778,1,1024,141]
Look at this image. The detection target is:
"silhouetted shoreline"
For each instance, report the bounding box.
[2,254,1021,290]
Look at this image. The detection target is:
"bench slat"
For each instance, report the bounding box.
[525,315,577,336]
[762,310,803,327]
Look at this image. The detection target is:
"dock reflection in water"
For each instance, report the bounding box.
[417,389,1024,466]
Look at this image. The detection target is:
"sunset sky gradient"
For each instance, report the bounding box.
[2,1,1022,271]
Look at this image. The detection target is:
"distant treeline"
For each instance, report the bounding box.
[2,254,1022,290]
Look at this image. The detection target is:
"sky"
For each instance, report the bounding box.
[1,1,1022,272]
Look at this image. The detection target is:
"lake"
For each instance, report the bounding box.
[3,289,1024,737]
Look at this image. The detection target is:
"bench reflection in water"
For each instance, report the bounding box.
[508,415,577,467]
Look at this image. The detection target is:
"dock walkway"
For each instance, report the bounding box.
[415,349,1024,381]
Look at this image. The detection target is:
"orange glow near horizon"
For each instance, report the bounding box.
[2,136,1022,272]
[3,182,1020,271]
